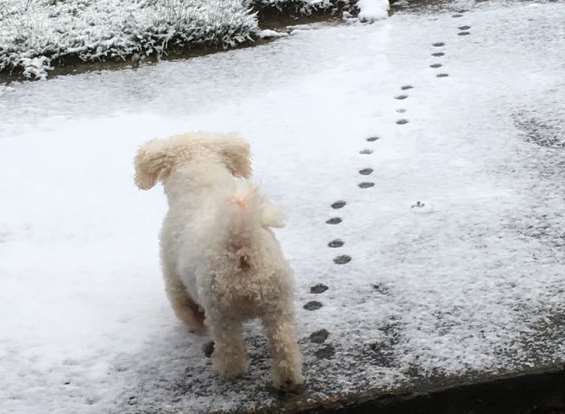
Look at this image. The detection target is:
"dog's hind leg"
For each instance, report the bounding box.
[163,269,206,335]
[207,314,248,379]
[263,308,304,391]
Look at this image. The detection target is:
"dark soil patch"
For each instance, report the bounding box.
[306,368,565,414]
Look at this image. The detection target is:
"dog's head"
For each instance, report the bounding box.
[134,133,252,190]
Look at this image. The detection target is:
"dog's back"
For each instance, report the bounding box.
[174,180,290,316]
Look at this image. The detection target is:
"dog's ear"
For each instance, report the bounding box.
[217,136,252,178]
[134,138,175,190]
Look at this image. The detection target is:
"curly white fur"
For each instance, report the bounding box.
[134,132,304,391]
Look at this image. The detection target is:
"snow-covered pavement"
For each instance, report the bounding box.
[1,1,565,413]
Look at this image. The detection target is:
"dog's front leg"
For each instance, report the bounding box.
[208,314,248,379]
[263,311,304,391]
[162,265,207,335]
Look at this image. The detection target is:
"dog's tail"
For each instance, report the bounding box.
[225,181,285,270]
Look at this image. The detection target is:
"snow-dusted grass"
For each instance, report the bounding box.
[0,0,258,79]
[0,0,387,80]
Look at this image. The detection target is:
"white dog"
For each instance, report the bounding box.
[134,132,304,391]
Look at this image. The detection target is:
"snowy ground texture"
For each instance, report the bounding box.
[1,0,565,413]
[0,0,387,79]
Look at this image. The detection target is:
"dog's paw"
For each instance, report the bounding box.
[272,365,304,393]
[213,353,248,379]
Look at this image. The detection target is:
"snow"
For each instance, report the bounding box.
[257,29,289,39]
[357,0,389,22]
[1,1,565,413]
[0,85,15,96]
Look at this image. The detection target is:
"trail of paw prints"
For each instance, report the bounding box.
[302,196,342,359]
[458,25,471,36]
[453,9,471,36]
[358,135,379,189]
[431,41,449,78]
[306,280,333,358]
[324,189,353,268]
[305,133,383,360]
[432,10,471,79]
[395,85,412,126]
